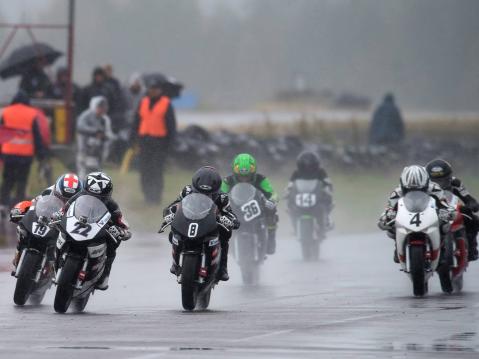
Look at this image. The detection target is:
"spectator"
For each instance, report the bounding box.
[0,91,49,208]
[123,72,144,126]
[81,67,116,114]
[104,64,127,133]
[52,67,81,103]
[76,96,115,179]
[130,77,177,204]
[19,59,53,99]
[369,93,405,146]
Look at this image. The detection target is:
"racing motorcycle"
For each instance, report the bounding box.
[436,191,469,294]
[289,179,329,261]
[160,193,223,311]
[393,191,445,297]
[230,183,268,285]
[53,195,117,313]
[13,195,63,306]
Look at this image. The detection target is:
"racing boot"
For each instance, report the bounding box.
[467,235,478,262]
[170,244,180,275]
[96,256,114,291]
[11,249,20,276]
[393,249,399,263]
[266,229,276,255]
[217,241,229,281]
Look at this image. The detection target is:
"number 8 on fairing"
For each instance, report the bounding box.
[188,223,199,238]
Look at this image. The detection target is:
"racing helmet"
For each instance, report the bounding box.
[85,172,113,199]
[232,153,257,182]
[425,159,453,190]
[191,166,222,195]
[54,173,82,201]
[296,151,320,173]
[400,165,429,193]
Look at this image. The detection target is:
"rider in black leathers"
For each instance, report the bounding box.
[162,166,239,281]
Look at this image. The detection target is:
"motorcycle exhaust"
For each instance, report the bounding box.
[75,258,89,290]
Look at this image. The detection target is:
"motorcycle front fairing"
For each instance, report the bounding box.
[170,193,221,284]
[395,191,441,272]
[15,195,63,279]
[57,195,111,295]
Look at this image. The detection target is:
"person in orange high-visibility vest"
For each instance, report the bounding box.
[0,91,48,208]
[130,77,176,204]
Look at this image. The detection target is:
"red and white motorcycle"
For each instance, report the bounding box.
[436,191,469,293]
[394,191,443,296]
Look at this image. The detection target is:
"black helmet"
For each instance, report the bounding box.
[192,166,222,195]
[426,159,453,190]
[85,172,113,198]
[54,173,82,201]
[296,151,320,173]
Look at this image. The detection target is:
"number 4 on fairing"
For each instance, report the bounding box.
[410,213,422,227]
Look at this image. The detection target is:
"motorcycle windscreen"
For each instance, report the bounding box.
[231,183,257,206]
[294,179,319,193]
[231,183,263,223]
[72,195,109,223]
[66,195,111,242]
[172,193,218,239]
[35,195,64,218]
[403,191,431,213]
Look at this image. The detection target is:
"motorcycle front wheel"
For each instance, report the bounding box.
[54,256,81,313]
[409,246,426,297]
[181,255,200,311]
[13,251,41,306]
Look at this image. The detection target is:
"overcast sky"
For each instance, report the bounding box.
[0,0,478,111]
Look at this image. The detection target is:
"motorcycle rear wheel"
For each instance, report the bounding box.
[13,251,41,306]
[410,246,426,297]
[438,238,453,294]
[181,255,200,311]
[54,257,81,313]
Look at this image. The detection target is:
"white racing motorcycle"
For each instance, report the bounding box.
[393,190,445,297]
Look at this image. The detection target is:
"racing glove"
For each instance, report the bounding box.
[164,212,175,225]
[108,226,131,241]
[438,208,455,222]
[9,208,25,223]
[218,215,234,231]
[264,199,277,211]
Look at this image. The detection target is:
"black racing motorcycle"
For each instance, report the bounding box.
[53,195,116,313]
[13,195,63,306]
[230,183,268,285]
[289,179,330,261]
[160,193,223,311]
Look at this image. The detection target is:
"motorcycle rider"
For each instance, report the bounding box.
[426,159,479,261]
[10,173,82,273]
[162,166,240,281]
[221,153,278,254]
[378,165,455,263]
[57,171,131,290]
[285,151,334,235]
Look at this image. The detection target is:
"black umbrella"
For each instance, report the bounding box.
[0,43,63,79]
[143,73,183,99]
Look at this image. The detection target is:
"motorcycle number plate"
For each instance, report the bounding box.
[241,200,261,222]
[295,193,317,208]
[32,221,50,237]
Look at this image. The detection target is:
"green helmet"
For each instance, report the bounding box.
[232,153,257,181]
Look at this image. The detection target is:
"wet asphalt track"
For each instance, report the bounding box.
[0,232,478,359]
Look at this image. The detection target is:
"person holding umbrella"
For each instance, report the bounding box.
[0,91,49,210]
[130,76,177,204]
[0,43,62,99]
